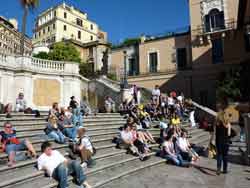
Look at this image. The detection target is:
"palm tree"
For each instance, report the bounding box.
[20,0,39,56]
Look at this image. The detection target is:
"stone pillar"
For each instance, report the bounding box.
[243,113,250,165]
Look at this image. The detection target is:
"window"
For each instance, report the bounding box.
[53,23,56,30]
[90,24,93,30]
[76,18,83,26]
[51,36,56,42]
[34,33,37,39]
[244,33,250,52]
[204,9,225,32]
[64,12,67,19]
[90,35,93,41]
[128,58,138,76]
[54,11,56,17]
[149,52,158,73]
[176,48,187,69]
[78,31,81,39]
[64,25,67,31]
[212,39,224,64]
[43,28,45,34]
[48,26,50,32]
[39,31,41,37]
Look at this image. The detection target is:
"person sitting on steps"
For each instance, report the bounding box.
[0,122,37,167]
[45,115,66,144]
[69,128,96,169]
[37,141,91,188]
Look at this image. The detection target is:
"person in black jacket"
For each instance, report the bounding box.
[215,107,231,175]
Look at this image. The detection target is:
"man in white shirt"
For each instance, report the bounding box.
[37,141,91,188]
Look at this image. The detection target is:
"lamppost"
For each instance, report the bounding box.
[123,50,128,89]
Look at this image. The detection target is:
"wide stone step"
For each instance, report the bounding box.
[1,144,159,188]
[3,150,159,188]
[0,120,126,127]
[0,147,128,185]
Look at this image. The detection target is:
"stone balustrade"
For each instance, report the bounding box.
[0,51,79,75]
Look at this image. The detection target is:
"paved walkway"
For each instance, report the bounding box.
[99,157,250,188]
[99,140,250,188]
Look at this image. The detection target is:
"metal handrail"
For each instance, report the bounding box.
[193,19,236,36]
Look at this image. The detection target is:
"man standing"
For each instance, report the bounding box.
[37,141,91,188]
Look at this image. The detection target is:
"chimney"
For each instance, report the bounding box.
[140,35,146,43]
[9,18,18,30]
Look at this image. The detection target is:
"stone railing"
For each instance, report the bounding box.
[0,52,79,75]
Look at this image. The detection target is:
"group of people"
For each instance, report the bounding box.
[0,96,94,188]
[0,86,237,188]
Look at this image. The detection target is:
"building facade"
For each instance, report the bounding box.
[0,16,32,56]
[110,0,250,107]
[32,3,105,46]
[32,3,109,72]
[185,0,250,107]
[110,32,192,88]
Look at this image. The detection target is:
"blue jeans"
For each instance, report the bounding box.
[48,131,65,144]
[164,154,190,167]
[52,161,86,188]
[216,143,229,172]
[5,140,27,155]
[63,127,77,140]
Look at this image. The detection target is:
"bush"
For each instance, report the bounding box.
[107,73,117,81]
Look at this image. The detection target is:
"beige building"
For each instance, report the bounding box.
[0,16,32,56]
[111,0,250,107]
[32,3,106,46]
[110,32,192,88]
[32,3,109,72]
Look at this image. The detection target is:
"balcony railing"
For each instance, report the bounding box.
[193,19,237,36]
[0,51,79,75]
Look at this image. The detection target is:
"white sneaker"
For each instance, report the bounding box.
[81,162,88,169]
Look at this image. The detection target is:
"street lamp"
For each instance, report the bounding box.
[123,50,128,89]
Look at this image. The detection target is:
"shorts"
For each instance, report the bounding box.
[5,140,27,155]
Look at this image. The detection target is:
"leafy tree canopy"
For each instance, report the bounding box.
[33,42,81,63]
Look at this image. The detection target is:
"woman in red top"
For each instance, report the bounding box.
[0,122,37,166]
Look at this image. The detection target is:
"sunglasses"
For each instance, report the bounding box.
[5,126,12,129]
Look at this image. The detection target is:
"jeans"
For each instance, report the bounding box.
[240,127,245,142]
[216,143,229,172]
[179,151,192,162]
[164,154,190,167]
[63,127,77,140]
[52,161,86,188]
[48,131,65,144]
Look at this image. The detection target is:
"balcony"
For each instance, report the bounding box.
[193,19,236,37]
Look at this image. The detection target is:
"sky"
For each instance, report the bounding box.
[0,0,190,44]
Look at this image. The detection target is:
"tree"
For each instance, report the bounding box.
[48,42,81,63]
[20,0,39,56]
[216,68,241,102]
[33,52,49,59]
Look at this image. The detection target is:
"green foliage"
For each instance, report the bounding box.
[122,38,140,46]
[32,42,81,64]
[79,62,94,78]
[112,38,140,49]
[107,73,117,81]
[48,42,81,63]
[216,68,241,102]
[33,52,48,59]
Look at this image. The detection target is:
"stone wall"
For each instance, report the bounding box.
[0,54,89,110]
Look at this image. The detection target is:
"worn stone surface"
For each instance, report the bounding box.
[98,156,250,188]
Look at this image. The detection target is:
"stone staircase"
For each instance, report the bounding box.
[0,113,210,188]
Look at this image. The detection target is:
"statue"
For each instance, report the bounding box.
[101,48,109,75]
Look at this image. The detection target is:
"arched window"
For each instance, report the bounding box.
[204,9,225,32]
